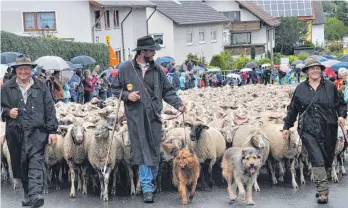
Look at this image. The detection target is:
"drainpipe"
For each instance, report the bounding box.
[121,8,133,61]
[266,27,274,64]
[91,7,106,43]
[146,7,157,35]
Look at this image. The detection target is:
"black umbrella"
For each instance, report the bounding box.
[70,55,96,67]
[339,54,348,62]
[1,52,23,64]
[245,62,258,69]
[66,61,83,70]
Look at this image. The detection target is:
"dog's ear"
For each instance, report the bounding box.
[241,149,246,160]
[171,147,179,157]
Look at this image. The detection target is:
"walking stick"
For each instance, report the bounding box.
[102,88,124,175]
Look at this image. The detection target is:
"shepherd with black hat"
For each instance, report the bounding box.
[1,55,58,208]
[112,36,186,203]
[282,57,346,204]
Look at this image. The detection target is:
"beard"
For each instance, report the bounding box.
[144,55,154,64]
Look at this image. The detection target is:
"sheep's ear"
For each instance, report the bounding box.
[184,122,192,128]
[161,142,174,155]
[203,125,209,129]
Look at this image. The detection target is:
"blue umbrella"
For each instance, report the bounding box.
[155,57,173,64]
[1,52,23,64]
[70,55,96,67]
[162,56,175,61]
[245,62,258,69]
[66,61,83,70]
[339,54,348,62]
[115,61,127,69]
[68,74,81,85]
[323,55,336,60]
[331,62,348,71]
[99,69,111,78]
[305,55,328,63]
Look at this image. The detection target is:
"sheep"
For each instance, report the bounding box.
[63,117,95,198]
[184,121,226,190]
[88,119,117,201]
[262,123,301,188]
[331,125,347,183]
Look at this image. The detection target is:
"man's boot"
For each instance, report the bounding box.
[30,194,44,208]
[317,193,328,204]
[22,193,30,206]
[143,192,154,203]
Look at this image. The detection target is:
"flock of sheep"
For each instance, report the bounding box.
[1,84,348,203]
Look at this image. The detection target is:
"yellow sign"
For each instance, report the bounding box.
[344,49,348,55]
[127,84,133,91]
[106,35,111,44]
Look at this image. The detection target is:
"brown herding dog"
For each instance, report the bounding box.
[162,142,200,205]
[222,147,262,205]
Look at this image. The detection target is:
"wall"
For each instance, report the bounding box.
[173,23,225,64]
[146,8,175,60]
[206,0,259,21]
[91,7,148,61]
[1,1,92,42]
[312,24,325,47]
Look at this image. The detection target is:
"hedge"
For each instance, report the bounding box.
[1,31,109,67]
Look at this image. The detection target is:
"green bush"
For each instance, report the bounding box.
[1,30,109,67]
[274,52,282,64]
[328,41,343,53]
[257,58,271,66]
[209,54,226,70]
[219,51,233,70]
[289,55,299,63]
[303,41,314,47]
[297,52,309,60]
[186,52,206,66]
[232,54,251,69]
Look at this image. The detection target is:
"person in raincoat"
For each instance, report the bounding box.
[112,36,185,203]
[282,58,346,204]
[1,55,58,208]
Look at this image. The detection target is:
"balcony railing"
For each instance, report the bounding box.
[224,44,265,56]
[224,20,261,32]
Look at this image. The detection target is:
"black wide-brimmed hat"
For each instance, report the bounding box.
[302,57,325,73]
[132,36,161,51]
[11,55,37,69]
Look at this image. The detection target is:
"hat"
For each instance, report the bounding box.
[11,55,36,69]
[302,57,325,73]
[132,36,161,51]
[338,67,348,75]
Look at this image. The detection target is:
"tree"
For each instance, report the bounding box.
[325,17,348,41]
[209,55,226,70]
[275,17,308,55]
[219,51,233,70]
[250,45,256,60]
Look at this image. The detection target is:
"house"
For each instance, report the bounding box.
[0,0,154,62]
[147,0,230,65]
[206,0,280,60]
[251,0,326,46]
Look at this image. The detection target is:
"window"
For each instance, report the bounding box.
[113,10,120,28]
[105,10,111,29]
[211,30,217,42]
[231,33,251,45]
[23,12,56,31]
[199,31,205,43]
[115,50,121,61]
[223,11,240,21]
[95,10,101,29]
[187,32,193,44]
[150,34,163,45]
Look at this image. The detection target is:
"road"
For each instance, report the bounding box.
[2,166,348,208]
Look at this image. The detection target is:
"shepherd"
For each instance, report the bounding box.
[111,36,186,203]
[282,57,346,204]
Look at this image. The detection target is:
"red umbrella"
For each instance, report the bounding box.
[162,67,168,73]
[325,67,336,78]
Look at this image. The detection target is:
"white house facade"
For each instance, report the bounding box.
[206,0,280,60]
[147,1,229,65]
[1,0,154,62]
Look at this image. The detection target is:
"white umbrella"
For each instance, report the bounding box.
[279,64,290,73]
[240,68,252,72]
[321,60,340,67]
[34,56,70,71]
[60,70,74,85]
[295,63,305,69]
[226,73,240,79]
[262,63,271,68]
[0,64,9,80]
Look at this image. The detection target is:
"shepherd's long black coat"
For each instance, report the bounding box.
[112,59,182,167]
[283,79,347,168]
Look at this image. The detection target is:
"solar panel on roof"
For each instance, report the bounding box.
[252,0,313,17]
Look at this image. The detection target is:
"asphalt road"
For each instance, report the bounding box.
[2,165,348,208]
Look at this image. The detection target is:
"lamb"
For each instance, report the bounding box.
[262,123,302,188]
[88,119,117,201]
[184,121,226,190]
[232,124,270,192]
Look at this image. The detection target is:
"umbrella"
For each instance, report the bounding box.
[66,61,83,70]
[162,56,175,61]
[34,56,70,71]
[192,66,205,72]
[156,57,173,64]
[330,62,348,71]
[245,62,258,69]
[60,69,74,85]
[325,67,336,78]
[291,60,303,66]
[321,60,341,68]
[262,63,271,68]
[0,64,9,79]
[240,68,252,72]
[226,73,240,79]
[323,55,336,60]
[99,69,111,78]
[339,54,348,62]
[68,74,81,85]
[70,55,96,67]
[295,63,305,69]
[279,64,290,73]
[207,68,221,72]
[305,55,328,63]
[1,52,23,64]
[115,61,127,69]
